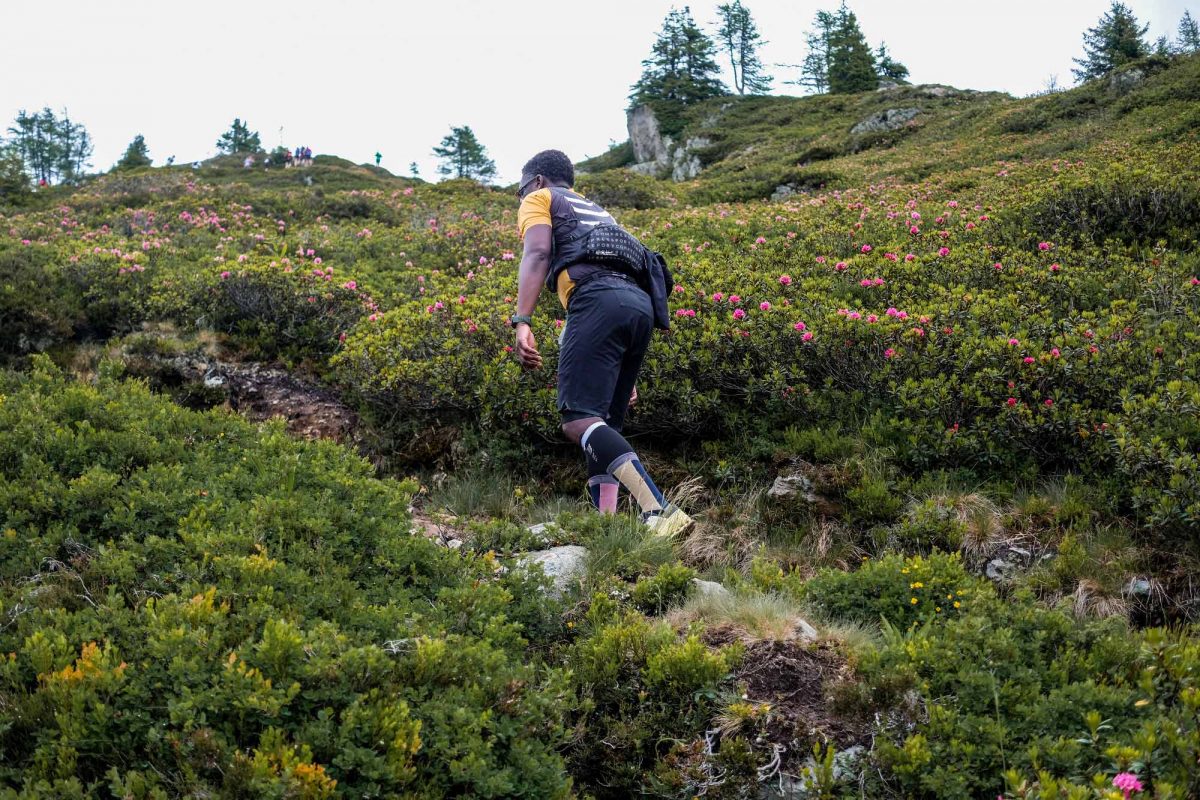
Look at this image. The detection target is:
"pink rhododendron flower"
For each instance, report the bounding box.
[815,255,827,264]
[779,274,792,285]
[1049,263,1061,272]
[1024,356,1035,364]
[313,257,322,265]
[884,252,897,261]
[1112,772,1143,798]
[873,277,885,286]
[896,310,909,320]
[1044,398,1054,406]
[866,314,878,323]
[994,262,1003,271]
[1007,397,1017,406]
[713,292,724,302]
[755,236,766,244]
[674,284,685,293]
[861,244,872,253]
[1051,347,1061,357]
[801,331,814,341]
[220,270,231,279]
[733,308,746,320]
[884,348,896,358]
[1038,241,1052,251]
[909,225,921,235]
[905,253,916,262]
[1008,338,1020,346]
[793,321,806,331]
[938,247,950,257]
[343,280,357,290]
[848,311,862,320]
[759,301,771,311]
[860,279,873,287]
[479,256,488,265]
[729,294,741,305]
[835,261,848,271]
[911,211,920,220]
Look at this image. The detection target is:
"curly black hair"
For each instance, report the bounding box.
[521,149,574,186]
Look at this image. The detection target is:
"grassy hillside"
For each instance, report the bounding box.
[1,53,1199,799]
[580,52,1200,202]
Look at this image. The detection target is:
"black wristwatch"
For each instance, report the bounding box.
[510,313,533,328]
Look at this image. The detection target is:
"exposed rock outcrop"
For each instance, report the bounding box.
[627,105,712,182]
[850,107,921,135]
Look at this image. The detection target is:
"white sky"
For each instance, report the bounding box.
[2,0,1192,184]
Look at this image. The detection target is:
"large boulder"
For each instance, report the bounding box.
[628,105,670,170]
[517,545,589,597]
[626,105,709,182]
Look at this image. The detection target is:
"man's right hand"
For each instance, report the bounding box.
[514,325,542,370]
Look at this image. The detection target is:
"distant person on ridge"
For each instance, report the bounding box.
[513,149,692,536]
[375,151,382,166]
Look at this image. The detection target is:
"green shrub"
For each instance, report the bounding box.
[801,551,981,629]
[0,359,572,798]
[632,562,697,615]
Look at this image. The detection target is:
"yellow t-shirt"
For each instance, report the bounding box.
[517,187,576,308]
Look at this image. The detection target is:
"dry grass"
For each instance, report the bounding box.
[668,590,819,643]
[917,491,1020,565]
[678,519,757,570]
[1071,578,1129,620]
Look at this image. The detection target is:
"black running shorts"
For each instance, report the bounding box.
[557,272,653,432]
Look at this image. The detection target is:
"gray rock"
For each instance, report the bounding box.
[627,104,670,168]
[1110,67,1145,94]
[850,107,921,135]
[1125,577,1152,596]
[770,184,797,202]
[517,545,589,597]
[793,618,819,641]
[986,558,1015,581]
[768,473,817,501]
[671,137,710,181]
[527,522,553,540]
[692,578,730,599]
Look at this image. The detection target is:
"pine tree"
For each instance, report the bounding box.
[0,143,30,202]
[432,126,497,182]
[117,134,152,169]
[1071,2,1150,83]
[216,118,261,154]
[827,4,877,94]
[795,10,838,94]
[874,42,909,82]
[716,1,772,95]
[631,6,726,122]
[1176,10,1200,53]
[54,110,93,183]
[6,107,92,185]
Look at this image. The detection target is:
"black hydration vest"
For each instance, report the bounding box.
[543,185,619,294]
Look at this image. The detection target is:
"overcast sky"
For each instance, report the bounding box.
[2,0,1193,184]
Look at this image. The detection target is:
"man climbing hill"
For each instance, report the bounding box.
[512,149,692,536]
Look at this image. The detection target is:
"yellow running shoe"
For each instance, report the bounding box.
[644,505,694,538]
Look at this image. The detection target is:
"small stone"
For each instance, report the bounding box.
[692,578,730,599]
[986,558,1014,581]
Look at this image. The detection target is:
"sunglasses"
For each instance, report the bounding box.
[516,175,539,199]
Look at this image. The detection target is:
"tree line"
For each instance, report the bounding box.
[630,2,1200,129]
[2,2,1197,197]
